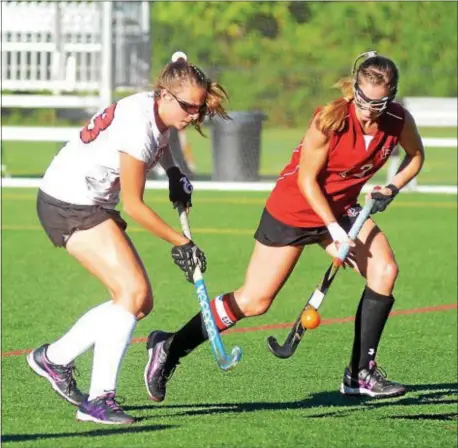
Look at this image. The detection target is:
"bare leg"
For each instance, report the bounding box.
[322,218,405,397]
[234,241,304,316]
[321,218,398,295]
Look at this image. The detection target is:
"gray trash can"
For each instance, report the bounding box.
[211,111,266,182]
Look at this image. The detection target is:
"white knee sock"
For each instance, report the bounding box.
[46,300,113,366]
[88,303,137,400]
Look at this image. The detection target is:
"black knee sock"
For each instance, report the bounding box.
[350,286,394,372]
[166,312,208,360]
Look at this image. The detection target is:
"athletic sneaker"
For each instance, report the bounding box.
[144,330,179,402]
[340,362,406,398]
[26,343,87,406]
[76,392,135,424]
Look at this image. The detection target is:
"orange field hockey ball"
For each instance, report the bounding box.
[301,308,321,330]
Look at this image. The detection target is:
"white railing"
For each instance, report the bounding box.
[1,1,151,109]
[1,95,100,109]
[403,97,457,128]
[1,126,456,194]
[2,126,456,147]
[1,1,103,92]
[1,177,456,195]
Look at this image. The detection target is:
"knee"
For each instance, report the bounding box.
[137,292,154,320]
[376,259,399,286]
[113,278,154,319]
[235,289,274,317]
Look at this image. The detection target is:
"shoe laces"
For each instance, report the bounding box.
[54,364,78,390]
[158,358,180,386]
[102,392,125,413]
[368,362,388,383]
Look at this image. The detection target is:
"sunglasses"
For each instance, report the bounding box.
[167,89,206,115]
[353,84,396,114]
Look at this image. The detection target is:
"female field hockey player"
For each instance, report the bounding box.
[27,52,230,424]
[144,51,425,401]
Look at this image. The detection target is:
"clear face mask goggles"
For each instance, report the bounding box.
[353,84,396,114]
[351,50,397,114]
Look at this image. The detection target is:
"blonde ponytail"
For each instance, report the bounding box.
[316,77,354,135]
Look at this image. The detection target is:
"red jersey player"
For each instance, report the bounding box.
[144,51,425,400]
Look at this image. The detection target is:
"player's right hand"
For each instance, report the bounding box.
[167,166,193,210]
[171,241,207,283]
[326,222,355,248]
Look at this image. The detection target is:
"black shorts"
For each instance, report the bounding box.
[254,206,362,247]
[37,189,127,248]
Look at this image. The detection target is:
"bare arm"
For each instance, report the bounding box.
[119,151,188,246]
[298,118,336,226]
[158,144,177,171]
[298,118,354,246]
[391,109,425,189]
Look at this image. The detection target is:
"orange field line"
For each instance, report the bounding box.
[2,303,456,358]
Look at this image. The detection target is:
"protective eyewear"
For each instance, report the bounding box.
[353,83,395,114]
[167,90,206,115]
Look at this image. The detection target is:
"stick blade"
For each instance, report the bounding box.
[218,346,242,371]
[266,336,295,359]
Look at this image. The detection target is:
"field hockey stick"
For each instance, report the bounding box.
[176,204,242,371]
[267,198,375,359]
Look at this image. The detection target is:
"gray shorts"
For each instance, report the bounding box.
[37,189,127,248]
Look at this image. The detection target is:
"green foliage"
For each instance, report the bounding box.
[3,2,456,128]
[151,1,457,126]
[2,108,60,126]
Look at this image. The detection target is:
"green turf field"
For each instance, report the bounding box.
[2,127,457,186]
[1,189,457,447]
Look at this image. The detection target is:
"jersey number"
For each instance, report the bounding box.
[80,103,117,144]
[340,163,374,179]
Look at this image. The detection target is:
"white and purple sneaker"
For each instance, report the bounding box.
[144,331,179,402]
[76,392,135,424]
[340,362,406,398]
[26,343,87,406]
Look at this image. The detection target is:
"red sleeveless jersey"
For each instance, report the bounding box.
[266,101,405,227]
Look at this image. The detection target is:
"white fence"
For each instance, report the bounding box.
[1,1,150,91]
[2,126,456,148]
[403,97,457,128]
[2,177,455,195]
[1,1,151,110]
[1,126,456,194]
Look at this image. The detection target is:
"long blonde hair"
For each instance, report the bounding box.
[316,52,399,135]
[154,53,230,135]
[315,77,354,135]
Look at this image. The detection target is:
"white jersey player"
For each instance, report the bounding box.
[41,91,172,207]
[27,52,231,425]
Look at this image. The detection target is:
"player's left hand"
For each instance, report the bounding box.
[167,166,193,210]
[369,184,399,214]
